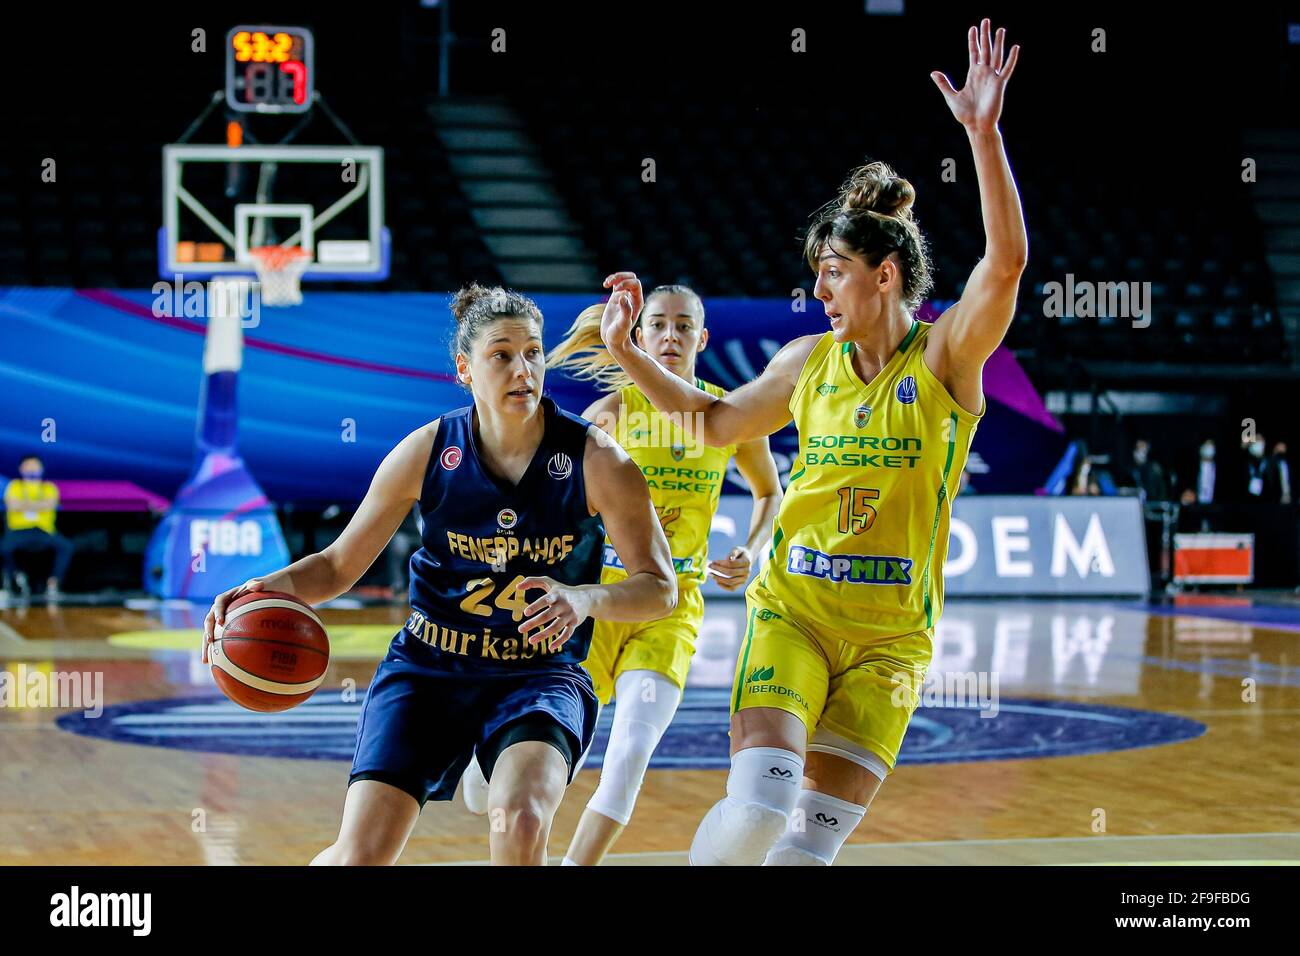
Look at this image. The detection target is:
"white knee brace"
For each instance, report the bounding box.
[587,670,680,826]
[764,790,867,866]
[689,747,803,866]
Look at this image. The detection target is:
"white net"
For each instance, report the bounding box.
[250,246,311,306]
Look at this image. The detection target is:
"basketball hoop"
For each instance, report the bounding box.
[249,245,311,306]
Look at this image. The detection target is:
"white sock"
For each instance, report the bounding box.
[764,790,866,866]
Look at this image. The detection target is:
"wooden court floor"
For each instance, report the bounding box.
[1,597,1297,865]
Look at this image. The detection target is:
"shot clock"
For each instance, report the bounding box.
[225,25,315,113]
[162,21,388,284]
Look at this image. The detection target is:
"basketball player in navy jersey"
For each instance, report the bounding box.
[202,284,677,865]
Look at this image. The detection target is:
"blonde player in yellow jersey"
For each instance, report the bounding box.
[549,285,781,865]
[598,19,1026,865]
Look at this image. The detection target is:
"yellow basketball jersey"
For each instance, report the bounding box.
[751,320,982,644]
[602,380,738,589]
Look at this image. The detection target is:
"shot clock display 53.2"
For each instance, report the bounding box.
[225,25,315,114]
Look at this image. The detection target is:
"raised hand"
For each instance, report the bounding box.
[600,271,644,354]
[931,18,1019,134]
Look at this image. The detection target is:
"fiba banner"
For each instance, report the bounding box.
[704,494,1150,599]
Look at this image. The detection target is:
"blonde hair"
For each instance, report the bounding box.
[547,304,632,392]
[547,286,706,393]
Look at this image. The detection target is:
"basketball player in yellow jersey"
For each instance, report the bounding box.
[549,286,781,865]
[599,19,1026,865]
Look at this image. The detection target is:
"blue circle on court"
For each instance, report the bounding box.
[56,688,1205,768]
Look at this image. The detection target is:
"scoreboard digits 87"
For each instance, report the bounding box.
[225,25,315,114]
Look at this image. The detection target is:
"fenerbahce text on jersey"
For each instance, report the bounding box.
[603,380,738,589]
[750,320,982,643]
[404,397,606,670]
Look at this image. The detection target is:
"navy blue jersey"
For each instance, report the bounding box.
[403,396,605,670]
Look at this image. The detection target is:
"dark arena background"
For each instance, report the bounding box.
[0,0,1296,930]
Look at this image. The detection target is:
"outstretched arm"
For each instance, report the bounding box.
[600,271,818,447]
[579,427,678,621]
[203,421,435,659]
[927,19,1027,413]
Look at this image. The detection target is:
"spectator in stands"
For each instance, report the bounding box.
[1195,440,1217,504]
[1244,434,1269,500]
[957,468,978,495]
[1128,438,1169,502]
[1068,459,1090,495]
[1269,442,1291,504]
[1249,437,1290,504]
[1070,453,1115,496]
[2,456,74,600]
[1066,445,1092,496]
[1070,459,1104,494]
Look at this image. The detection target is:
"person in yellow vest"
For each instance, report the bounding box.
[597,20,1026,865]
[3,456,74,600]
[458,285,783,865]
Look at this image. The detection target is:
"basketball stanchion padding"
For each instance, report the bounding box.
[211,590,331,712]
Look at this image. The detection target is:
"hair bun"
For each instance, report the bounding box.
[450,283,494,324]
[839,161,916,220]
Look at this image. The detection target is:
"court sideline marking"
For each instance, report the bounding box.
[424,832,1300,866]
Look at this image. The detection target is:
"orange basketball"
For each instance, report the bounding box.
[210,590,330,712]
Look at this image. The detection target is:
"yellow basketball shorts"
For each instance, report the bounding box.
[730,591,933,773]
[582,584,706,705]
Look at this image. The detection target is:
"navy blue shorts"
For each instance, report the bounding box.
[349,631,599,809]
